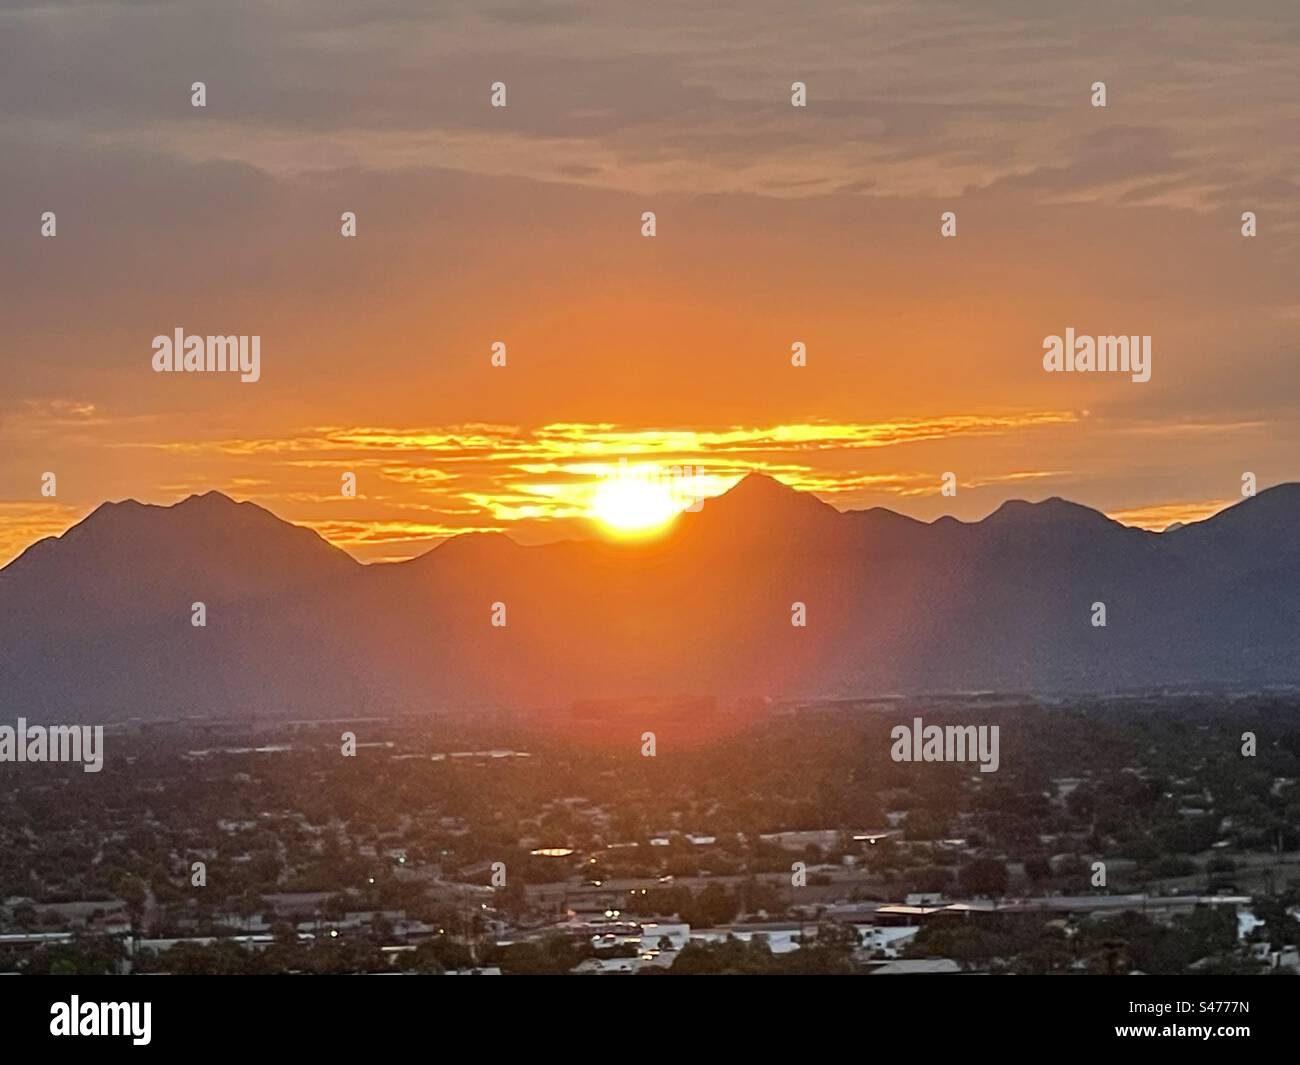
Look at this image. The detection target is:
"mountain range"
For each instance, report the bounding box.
[2,474,1299,722]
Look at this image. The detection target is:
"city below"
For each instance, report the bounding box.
[3,692,1297,976]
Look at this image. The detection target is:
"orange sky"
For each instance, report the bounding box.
[1,1,1297,563]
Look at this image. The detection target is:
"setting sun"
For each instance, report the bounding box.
[590,470,683,535]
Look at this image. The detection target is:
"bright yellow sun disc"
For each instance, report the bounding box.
[591,476,681,535]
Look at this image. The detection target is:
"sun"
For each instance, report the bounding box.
[590,471,683,536]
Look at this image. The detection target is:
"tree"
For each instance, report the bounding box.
[959,858,1008,897]
[680,883,739,927]
[1024,857,1052,884]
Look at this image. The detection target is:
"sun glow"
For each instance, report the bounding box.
[590,468,684,536]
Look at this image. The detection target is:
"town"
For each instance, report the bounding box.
[2,692,1297,976]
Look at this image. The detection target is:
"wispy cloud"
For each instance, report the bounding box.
[0,412,1085,562]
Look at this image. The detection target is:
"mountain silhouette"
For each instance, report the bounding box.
[3,475,1299,721]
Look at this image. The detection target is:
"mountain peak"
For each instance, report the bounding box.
[711,473,838,514]
[724,472,802,498]
[985,496,1114,528]
[1,487,357,586]
[670,472,843,549]
[1166,480,1300,549]
[179,489,241,507]
[84,490,245,526]
[413,530,520,566]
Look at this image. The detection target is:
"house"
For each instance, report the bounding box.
[868,958,961,974]
[691,924,805,954]
[855,924,920,958]
[639,921,690,951]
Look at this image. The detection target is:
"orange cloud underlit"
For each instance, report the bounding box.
[0,412,1259,565]
[1105,499,1235,532]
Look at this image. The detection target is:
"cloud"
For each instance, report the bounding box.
[2,0,1296,211]
[1,1,1297,561]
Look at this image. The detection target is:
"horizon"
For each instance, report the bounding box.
[2,470,1290,569]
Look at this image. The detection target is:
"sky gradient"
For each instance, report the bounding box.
[2,0,1298,562]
